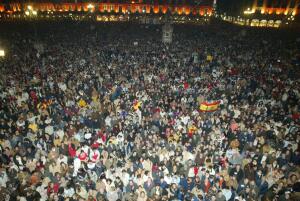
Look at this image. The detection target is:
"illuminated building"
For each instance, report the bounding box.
[0,0,214,17]
[220,0,299,28]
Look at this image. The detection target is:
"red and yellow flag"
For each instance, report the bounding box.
[37,99,53,110]
[133,100,141,111]
[199,101,220,112]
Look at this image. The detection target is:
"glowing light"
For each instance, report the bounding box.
[244,9,255,15]
[25,11,30,16]
[32,10,37,15]
[27,5,32,10]
[87,4,94,13]
[87,4,94,9]
[0,49,4,57]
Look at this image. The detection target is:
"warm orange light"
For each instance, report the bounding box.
[252,0,257,13]
[153,5,159,14]
[200,9,204,16]
[185,7,191,15]
[131,5,137,13]
[99,4,104,12]
[107,4,111,13]
[12,5,17,12]
[177,7,182,15]
[0,2,220,18]
[77,5,82,12]
[121,5,127,14]
[268,9,273,14]
[137,5,142,13]
[275,9,282,15]
[114,5,119,13]
[146,5,151,14]
[204,8,212,16]
[70,4,75,11]
[83,5,88,12]
[63,4,69,12]
[162,6,168,14]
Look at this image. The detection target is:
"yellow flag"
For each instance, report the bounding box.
[207,55,213,62]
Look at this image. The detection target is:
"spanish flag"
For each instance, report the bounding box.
[188,125,197,137]
[37,99,53,110]
[133,100,141,111]
[199,101,220,112]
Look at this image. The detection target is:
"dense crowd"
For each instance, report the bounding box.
[0,21,300,201]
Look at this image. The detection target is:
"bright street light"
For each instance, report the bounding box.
[244,7,255,15]
[87,4,94,12]
[87,4,94,9]
[27,5,32,10]
[0,50,5,57]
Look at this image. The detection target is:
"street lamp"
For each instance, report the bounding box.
[244,8,255,15]
[25,5,38,17]
[87,4,95,13]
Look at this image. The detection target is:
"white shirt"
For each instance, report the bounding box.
[64,187,75,198]
[222,189,232,201]
[74,157,81,170]
[121,172,130,187]
[171,175,180,184]
[45,125,54,135]
[107,190,119,201]
[0,171,8,187]
[57,155,68,165]
[35,185,48,201]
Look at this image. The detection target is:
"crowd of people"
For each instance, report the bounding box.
[0,20,299,201]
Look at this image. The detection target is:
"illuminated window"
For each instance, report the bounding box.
[260,20,267,27]
[267,20,274,27]
[274,20,281,28]
[250,19,259,26]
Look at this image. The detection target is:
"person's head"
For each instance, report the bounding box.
[285,191,291,199]
[140,191,146,197]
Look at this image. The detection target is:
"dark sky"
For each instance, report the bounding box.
[217,0,252,15]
